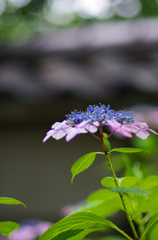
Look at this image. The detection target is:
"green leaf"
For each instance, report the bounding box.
[141,212,158,239]
[87,189,119,203]
[87,189,122,217]
[101,177,116,188]
[110,187,151,198]
[0,221,19,237]
[96,237,126,240]
[111,148,149,154]
[71,201,103,214]
[135,189,158,215]
[67,228,105,240]
[71,152,97,183]
[39,212,104,240]
[71,152,104,183]
[130,178,158,217]
[0,197,26,208]
[149,222,158,240]
[47,228,104,240]
[101,177,137,188]
[119,177,138,187]
[87,189,134,216]
[39,212,133,240]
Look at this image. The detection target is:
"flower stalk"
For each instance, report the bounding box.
[102,142,139,240]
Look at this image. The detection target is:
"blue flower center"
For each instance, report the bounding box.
[65,104,135,125]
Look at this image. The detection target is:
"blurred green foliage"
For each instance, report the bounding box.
[1,0,158,45]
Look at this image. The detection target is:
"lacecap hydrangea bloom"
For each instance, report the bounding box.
[43,104,158,142]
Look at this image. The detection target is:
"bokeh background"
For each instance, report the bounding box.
[1,0,158,226]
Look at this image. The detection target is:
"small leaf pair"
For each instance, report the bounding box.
[71,147,149,183]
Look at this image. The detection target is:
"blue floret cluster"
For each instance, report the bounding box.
[66,104,135,125]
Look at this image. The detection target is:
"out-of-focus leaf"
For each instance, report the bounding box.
[87,189,119,202]
[132,162,143,180]
[135,189,158,216]
[87,189,122,217]
[137,175,158,190]
[111,148,149,154]
[0,197,26,208]
[95,237,127,240]
[87,189,134,216]
[149,222,158,240]
[0,221,19,237]
[71,201,103,214]
[141,212,158,239]
[119,177,138,187]
[46,228,104,240]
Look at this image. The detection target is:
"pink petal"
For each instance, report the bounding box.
[136,122,148,129]
[106,120,120,129]
[93,121,100,127]
[135,130,150,140]
[148,128,158,135]
[86,124,98,133]
[122,123,138,133]
[116,128,133,138]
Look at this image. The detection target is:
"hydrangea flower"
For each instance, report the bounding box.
[43,104,158,142]
[9,220,53,240]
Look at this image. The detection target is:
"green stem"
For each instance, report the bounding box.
[103,144,139,240]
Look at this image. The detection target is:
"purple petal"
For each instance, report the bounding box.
[65,126,88,142]
[78,120,90,127]
[51,122,62,129]
[43,121,72,142]
[53,130,67,140]
[107,120,132,138]
[136,122,149,129]
[65,129,79,142]
[43,130,55,142]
